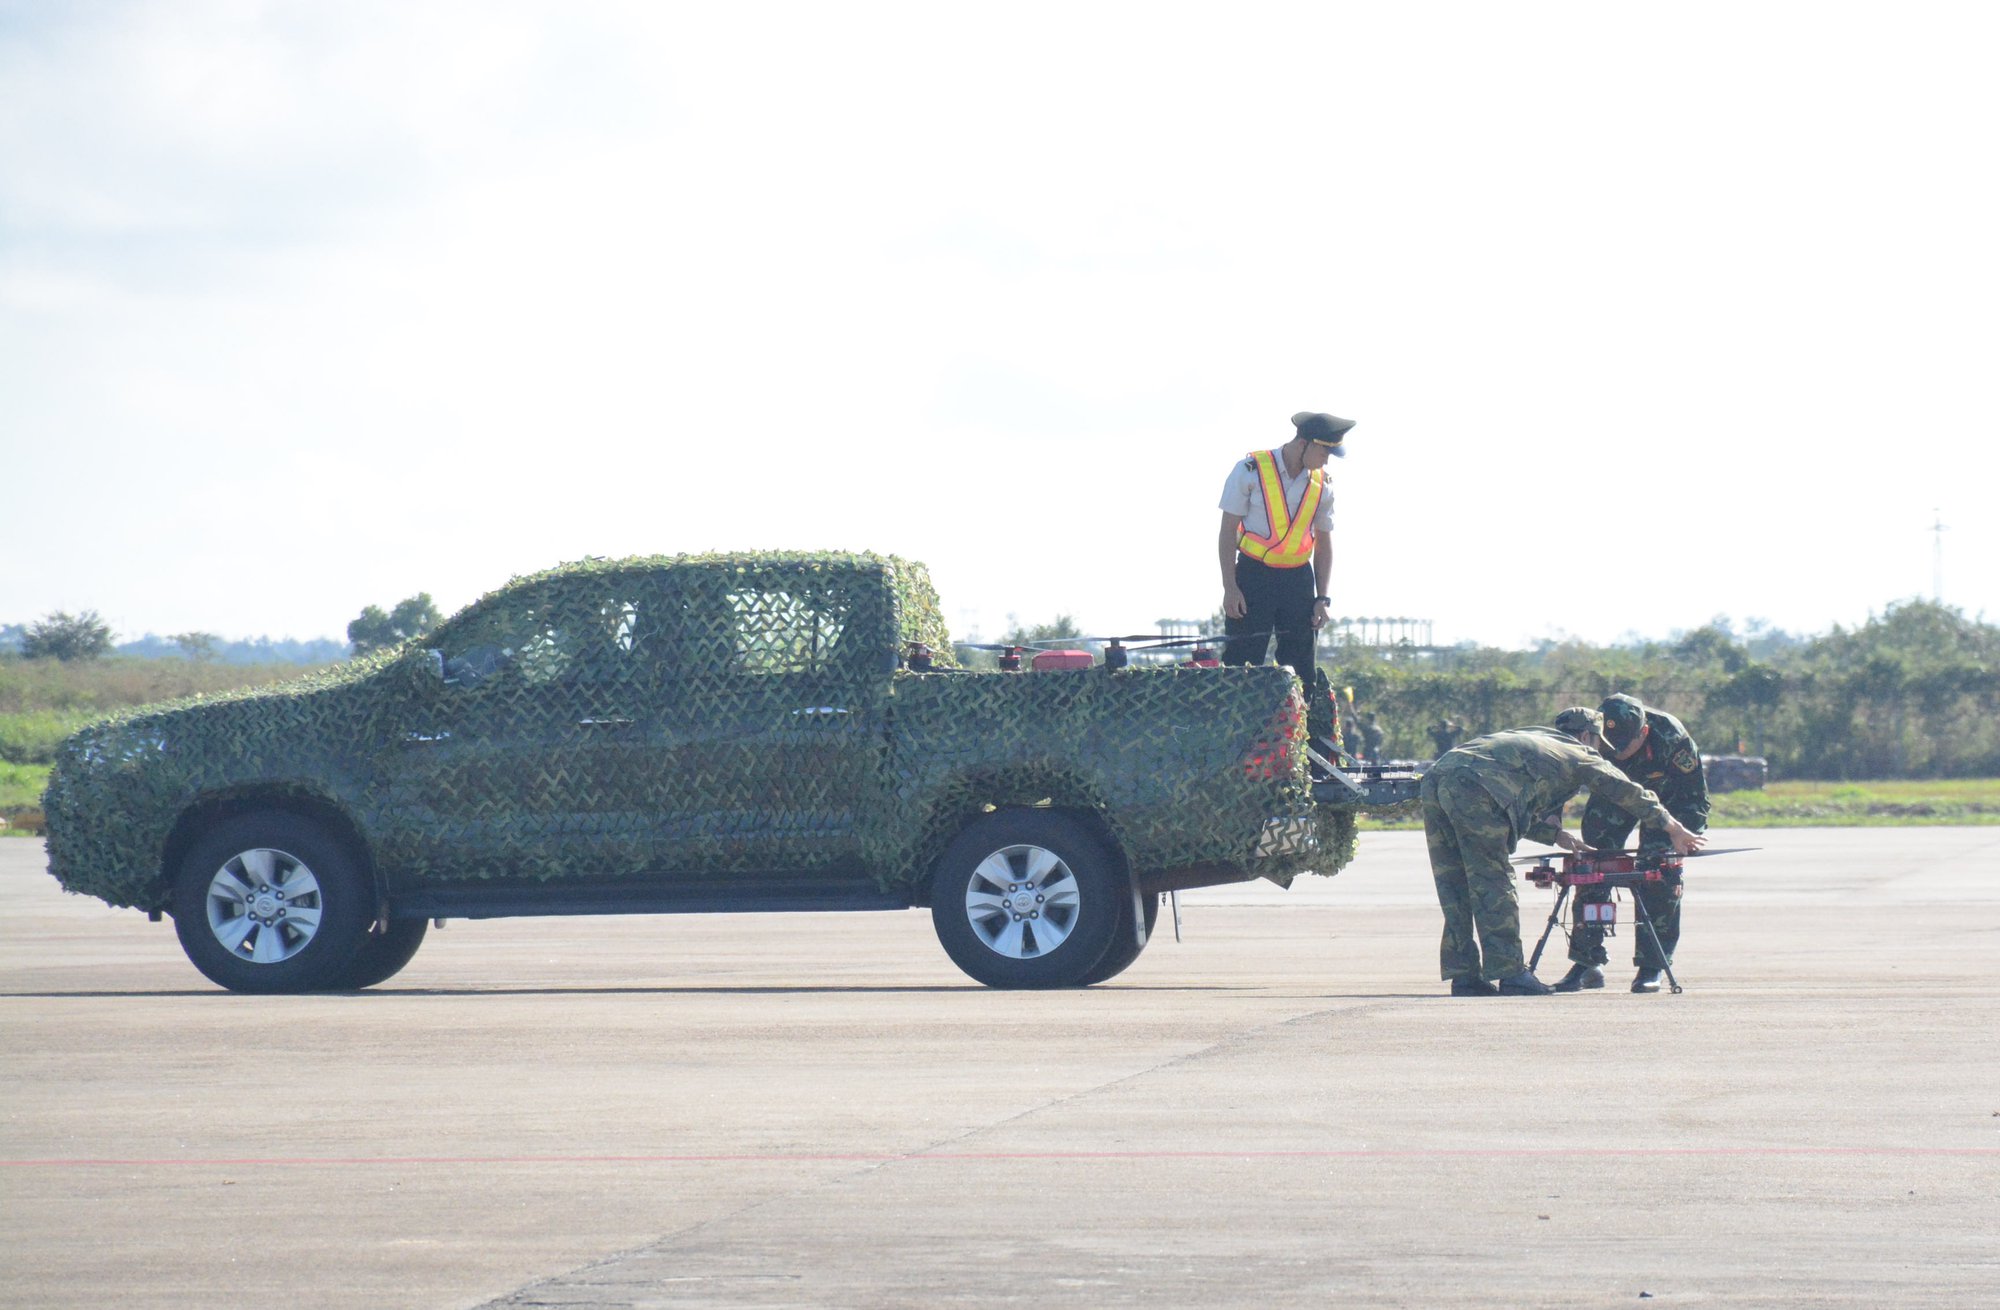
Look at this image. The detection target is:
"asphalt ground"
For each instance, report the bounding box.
[3,827,1997,1309]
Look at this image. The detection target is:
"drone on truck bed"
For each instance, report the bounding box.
[905,630,1239,673]
[904,631,1426,812]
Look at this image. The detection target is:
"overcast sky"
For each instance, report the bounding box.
[3,1,1994,650]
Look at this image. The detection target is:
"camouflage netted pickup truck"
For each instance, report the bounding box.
[46,551,1383,992]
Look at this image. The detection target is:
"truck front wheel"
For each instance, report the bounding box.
[930,811,1121,988]
[171,812,374,994]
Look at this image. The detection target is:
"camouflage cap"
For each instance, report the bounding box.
[1600,693,1647,749]
[1553,706,1603,738]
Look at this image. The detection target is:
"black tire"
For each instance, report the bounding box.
[171,812,374,994]
[1078,889,1160,986]
[930,810,1122,989]
[331,917,429,990]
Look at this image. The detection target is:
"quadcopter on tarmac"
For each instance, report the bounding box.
[1514,846,1759,994]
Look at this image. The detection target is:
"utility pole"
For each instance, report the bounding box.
[1932,509,1947,603]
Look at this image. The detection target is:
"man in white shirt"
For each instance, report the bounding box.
[1216,411,1352,674]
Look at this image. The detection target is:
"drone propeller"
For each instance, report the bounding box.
[939,629,1270,671]
[1510,846,1761,864]
[990,632,1248,649]
[1127,632,1225,650]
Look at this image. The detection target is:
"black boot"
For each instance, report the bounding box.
[1450,976,1498,996]
[1632,968,1663,993]
[1496,970,1554,996]
[1551,963,1605,993]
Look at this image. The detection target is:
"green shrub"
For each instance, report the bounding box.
[0,761,50,822]
[0,711,102,765]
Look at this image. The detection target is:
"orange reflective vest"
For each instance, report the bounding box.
[1236,449,1324,568]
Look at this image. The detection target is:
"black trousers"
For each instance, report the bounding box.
[1222,554,1316,675]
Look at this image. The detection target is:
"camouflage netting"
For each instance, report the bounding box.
[45,551,1351,912]
[880,662,1347,891]
[45,652,400,909]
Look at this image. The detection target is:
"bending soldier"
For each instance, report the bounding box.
[1422,711,1705,996]
[1553,693,1711,994]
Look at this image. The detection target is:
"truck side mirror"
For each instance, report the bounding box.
[440,644,504,687]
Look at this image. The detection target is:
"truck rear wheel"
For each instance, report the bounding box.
[930,811,1121,989]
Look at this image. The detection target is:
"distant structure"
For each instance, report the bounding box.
[1932,509,1947,603]
[1323,616,1435,650]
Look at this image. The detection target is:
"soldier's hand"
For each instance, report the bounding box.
[1665,819,1705,855]
[1222,585,1247,619]
[1553,830,1588,854]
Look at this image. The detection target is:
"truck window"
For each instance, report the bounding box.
[726,587,851,675]
[439,590,652,689]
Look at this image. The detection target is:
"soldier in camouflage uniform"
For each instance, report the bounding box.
[1422,713,1705,996]
[1553,693,1711,994]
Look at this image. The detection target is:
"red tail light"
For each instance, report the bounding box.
[1244,687,1306,781]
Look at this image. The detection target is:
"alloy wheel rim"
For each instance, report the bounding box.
[963,843,1081,958]
[204,847,325,964]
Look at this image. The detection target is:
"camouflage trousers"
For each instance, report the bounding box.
[1567,804,1702,970]
[1421,767,1526,983]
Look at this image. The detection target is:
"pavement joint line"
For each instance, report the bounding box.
[6,1146,1998,1168]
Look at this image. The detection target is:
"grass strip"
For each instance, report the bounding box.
[1359,778,2000,832]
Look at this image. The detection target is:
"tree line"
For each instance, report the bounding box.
[1,595,441,665]
[0,614,350,666]
[1321,600,1998,780]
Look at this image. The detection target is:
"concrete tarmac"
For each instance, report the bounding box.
[3,827,1996,1308]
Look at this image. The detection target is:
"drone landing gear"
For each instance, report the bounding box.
[1527,882,1684,995]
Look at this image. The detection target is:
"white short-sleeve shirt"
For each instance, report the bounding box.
[1219,450,1335,541]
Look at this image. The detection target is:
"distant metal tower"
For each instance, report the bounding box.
[1932,508,1947,603]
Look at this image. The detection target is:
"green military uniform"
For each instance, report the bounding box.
[1422,728,1674,984]
[1569,706,1709,971]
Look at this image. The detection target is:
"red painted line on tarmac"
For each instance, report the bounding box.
[3,1147,1996,1168]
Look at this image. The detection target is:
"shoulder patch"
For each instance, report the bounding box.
[1673,748,1699,773]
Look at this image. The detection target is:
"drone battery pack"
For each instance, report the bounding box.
[1579,902,1617,925]
[1030,650,1094,672]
